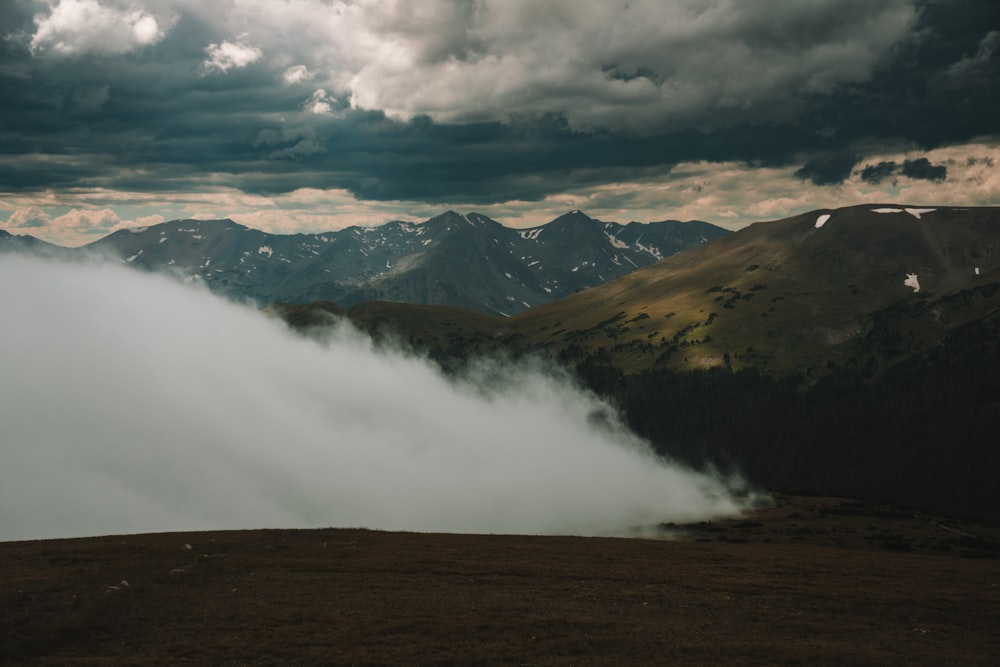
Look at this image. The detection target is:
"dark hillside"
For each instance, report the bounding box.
[576,301,1000,521]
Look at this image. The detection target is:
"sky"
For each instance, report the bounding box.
[1,0,998,246]
[0,252,749,540]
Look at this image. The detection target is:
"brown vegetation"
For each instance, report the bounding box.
[3,494,999,665]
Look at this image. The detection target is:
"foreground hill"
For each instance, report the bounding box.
[3,494,998,665]
[83,210,727,316]
[273,205,1000,521]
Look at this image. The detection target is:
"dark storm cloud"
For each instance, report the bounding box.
[798,0,1000,148]
[900,157,948,182]
[0,0,997,209]
[793,153,860,186]
[859,157,948,184]
[860,161,900,185]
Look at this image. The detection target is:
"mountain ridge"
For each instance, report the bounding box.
[283,204,999,379]
[63,209,729,316]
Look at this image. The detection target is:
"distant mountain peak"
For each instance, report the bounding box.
[551,210,597,224]
[76,208,729,315]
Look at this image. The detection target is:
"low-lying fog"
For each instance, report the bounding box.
[0,252,751,541]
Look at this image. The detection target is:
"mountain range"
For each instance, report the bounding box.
[5,210,725,316]
[274,204,1000,521]
[309,204,999,377]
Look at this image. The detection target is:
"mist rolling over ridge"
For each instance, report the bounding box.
[0,253,749,541]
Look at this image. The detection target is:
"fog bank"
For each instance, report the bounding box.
[0,254,750,541]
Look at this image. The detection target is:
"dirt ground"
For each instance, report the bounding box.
[3,493,999,665]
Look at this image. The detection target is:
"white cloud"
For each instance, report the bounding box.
[338,0,917,130]
[3,207,124,246]
[0,254,749,541]
[282,64,314,85]
[4,206,51,229]
[29,0,170,56]
[51,207,121,231]
[130,214,166,227]
[203,38,263,73]
[303,88,336,115]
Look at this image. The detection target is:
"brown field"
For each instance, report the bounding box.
[3,493,999,666]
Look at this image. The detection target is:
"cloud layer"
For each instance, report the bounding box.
[1,1,998,241]
[0,253,748,541]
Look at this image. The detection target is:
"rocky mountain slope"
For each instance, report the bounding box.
[274,205,1000,521]
[82,210,727,316]
[325,205,999,378]
[505,204,1000,374]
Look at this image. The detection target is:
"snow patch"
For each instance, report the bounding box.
[128,226,148,234]
[635,241,662,259]
[158,236,167,244]
[605,232,629,249]
[125,250,142,263]
[873,207,936,219]
[904,273,921,293]
[519,228,543,241]
[975,267,981,276]
[258,246,273,257]
[815,213,831,229]
[191,235,202,240]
